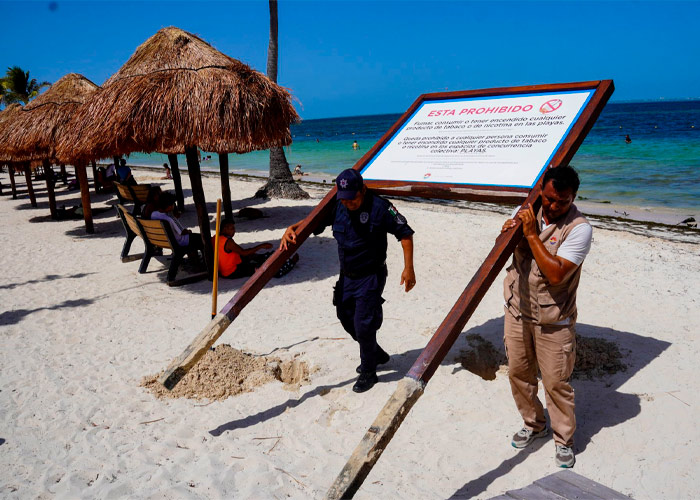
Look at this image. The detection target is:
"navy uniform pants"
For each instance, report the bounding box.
[334,267,388,373]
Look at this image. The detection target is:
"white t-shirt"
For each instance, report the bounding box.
[510,206,592,265]
[151,211,189,247]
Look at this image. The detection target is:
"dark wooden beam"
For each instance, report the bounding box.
[218,153,233,220]
[75,162,94,234]
[8,162,17,199]
[168,154,185,213]
[43,159,58,220]
[184,146,214,276]
[369,185,527,205]
[23,162,37,207]
[91,161,99,195]
[60,164,67,184]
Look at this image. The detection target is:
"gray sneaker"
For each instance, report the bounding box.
[555,445,576,468]
[511,427,549,448]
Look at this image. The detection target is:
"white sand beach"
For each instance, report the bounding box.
[0,168,698,499]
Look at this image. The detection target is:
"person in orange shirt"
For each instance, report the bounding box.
[213,219,274,279]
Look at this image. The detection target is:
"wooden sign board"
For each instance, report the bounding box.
[326,80,614,499]
[354,82,607,204]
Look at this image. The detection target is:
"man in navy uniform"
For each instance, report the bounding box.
[281,169,416,392]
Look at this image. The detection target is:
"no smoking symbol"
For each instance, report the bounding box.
[540,99,562,113]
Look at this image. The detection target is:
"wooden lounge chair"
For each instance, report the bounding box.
[114,181,151,216]
[115,204,205,286]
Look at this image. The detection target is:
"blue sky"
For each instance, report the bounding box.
[2,1,699,119]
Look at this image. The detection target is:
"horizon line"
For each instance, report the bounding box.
[299,96,700,122]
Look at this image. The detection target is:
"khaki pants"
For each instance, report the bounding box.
[504,310,577,446]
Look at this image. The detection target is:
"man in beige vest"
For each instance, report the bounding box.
[501,165,592,468]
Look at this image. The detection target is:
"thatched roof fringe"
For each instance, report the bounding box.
[56,27,299,163]
[1,73,99,162]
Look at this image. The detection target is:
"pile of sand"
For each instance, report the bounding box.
[457,334,627,381]
[142,344,311,401]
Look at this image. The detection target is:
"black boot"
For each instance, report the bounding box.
[356,349,391,374]
[352,371,378,393]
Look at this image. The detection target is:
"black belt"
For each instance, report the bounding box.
[341,262,387,280]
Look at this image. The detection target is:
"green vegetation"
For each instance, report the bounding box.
[0,66,51,107]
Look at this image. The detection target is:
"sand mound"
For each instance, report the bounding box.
[142,344,311,401]
[457,334,627,381]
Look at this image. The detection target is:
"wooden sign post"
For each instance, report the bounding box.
[211,199,222,319]
[157,82,614,489]
[326,80,614,498]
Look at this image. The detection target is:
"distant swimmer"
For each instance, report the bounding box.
[352,140,359,150]
[625,134,632,144]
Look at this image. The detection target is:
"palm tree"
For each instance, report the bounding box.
[255,0,308,199]
[1,66,51,105]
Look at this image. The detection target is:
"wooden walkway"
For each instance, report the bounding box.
[491,470,631,500]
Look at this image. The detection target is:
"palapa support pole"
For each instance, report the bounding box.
[23,162,37,207]
[60,164,67,184]
[91,161,99,195]
[75,162,94,234]
[168,154,185,213]
[325,80,615,500]
[211,199,222,319]
[158,187,336,390]
[218,153,233,220]
[184,146,214,277]
[43,159,58,220]
[8,162,17,199]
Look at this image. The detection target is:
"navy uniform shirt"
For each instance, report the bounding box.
[315,192,414,276]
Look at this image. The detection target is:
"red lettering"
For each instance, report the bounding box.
[523,105,533,111]
[476,108,485,114]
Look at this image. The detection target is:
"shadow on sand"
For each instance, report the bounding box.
[0,297,95,326]
[0,272,96,291]
[448,316,670,499]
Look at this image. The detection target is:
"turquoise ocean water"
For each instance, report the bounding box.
[129,100,700,212]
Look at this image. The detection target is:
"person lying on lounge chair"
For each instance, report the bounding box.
[151,192,203,265]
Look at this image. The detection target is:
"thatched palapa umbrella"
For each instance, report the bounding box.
[3,73,99,224]
[57,26,299,273]
[0,103,24,199]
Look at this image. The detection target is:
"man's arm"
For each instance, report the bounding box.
[226,238,273,257]
[516,204,578,285]
[399,236,416,293]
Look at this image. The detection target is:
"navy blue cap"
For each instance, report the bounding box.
[336,169,364,200]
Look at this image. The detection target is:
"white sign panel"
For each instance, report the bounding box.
[361,90,593,189]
